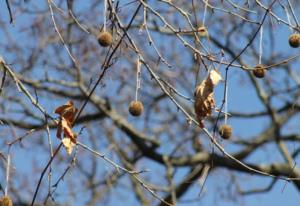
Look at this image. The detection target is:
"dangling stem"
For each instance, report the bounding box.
[220,56,228,125]
[103,0,107,32]
[285,6,294,32]
[135,57,141,101]
[224,79,228,124]
[259,25,263,65]
[202,0,209,26]
[5,147,11,196]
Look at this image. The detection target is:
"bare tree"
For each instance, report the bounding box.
[1,0,300,205]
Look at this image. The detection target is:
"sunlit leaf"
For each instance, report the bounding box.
[62,137,76,155]
[194,70,222,128]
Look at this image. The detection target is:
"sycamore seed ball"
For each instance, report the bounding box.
[129,101,144,116]
[252,64,266,78]
[0,196,13,206]
[288,33,300,48]
[219,124,232,140]
[97,31,113,47]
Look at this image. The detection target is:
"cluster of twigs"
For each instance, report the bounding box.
[1,0,300,205]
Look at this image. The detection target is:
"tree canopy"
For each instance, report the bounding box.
[0,1,300,205]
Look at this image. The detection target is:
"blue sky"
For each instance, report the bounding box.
[0,0,300,205]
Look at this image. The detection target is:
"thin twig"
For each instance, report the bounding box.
[47,0,78,66]
[5,147,11,196]
[5,0,14,24]
[77,141,145,174]
[31,143,63,206]
[0,65,6,95]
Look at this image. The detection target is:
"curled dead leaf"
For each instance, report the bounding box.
[55,100,78,125]
[56,117,77,143]
[194,69,222,128]
[55,101,78,154]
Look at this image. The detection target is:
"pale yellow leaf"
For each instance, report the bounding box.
[62,137,76,155]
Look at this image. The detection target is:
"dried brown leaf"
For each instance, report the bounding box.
[55,101,78,154]
[55,100,78,125]
[194,70,222,128]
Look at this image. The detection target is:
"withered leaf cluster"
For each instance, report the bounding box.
[194,70,222,128]
[55,101,78,154]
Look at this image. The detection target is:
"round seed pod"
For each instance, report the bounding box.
[129,101,144,116]
[0,195,13,206]
[219,124,232,140]
[288,33,300,48]
[97,31,113,47]
[197,26,208,37]
[252,64,266,78]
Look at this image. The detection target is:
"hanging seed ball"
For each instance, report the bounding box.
[97,31,113,47]
[197,26,208,37]
[288,33,300,48]
[129,101,144,116]
[219,124,232,140]
[252,64,266,78]
[0,195,13,206]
